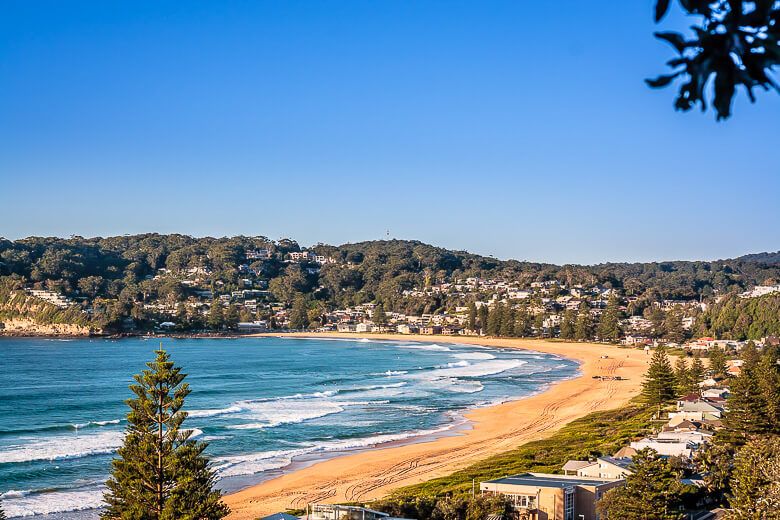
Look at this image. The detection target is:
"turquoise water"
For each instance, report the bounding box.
[0,336,578,518]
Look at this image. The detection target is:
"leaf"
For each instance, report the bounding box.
[654,32,688,52]
[655,0,671,22]
[646,72,681,88]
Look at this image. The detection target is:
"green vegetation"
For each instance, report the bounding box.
[697,293,780,340]
[597,449,689,520]
[727,437,780,519]
[373,404,653,512]
[650,0,780,120]
[1,235,780,335]
[641,348,678,413]
[102,349,228,519]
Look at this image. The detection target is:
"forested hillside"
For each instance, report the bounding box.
[0,234,778,335]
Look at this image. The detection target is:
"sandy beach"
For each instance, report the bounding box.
[224,334,650,519]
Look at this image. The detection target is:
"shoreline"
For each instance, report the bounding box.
[223,333,650,519]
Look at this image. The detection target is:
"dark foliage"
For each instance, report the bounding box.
[650,0,780,119]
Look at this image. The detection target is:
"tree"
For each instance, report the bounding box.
[727,437,780,519]
[373,302,388,327]
[207,300,223,330]
[574,302,593,340]
[223,305,239,330]
[695,436,737,506]
[724,342,780,439]
[513,305,531,337]
[487,303,502,336]
[650,0,780,120]
[289,296,310,330]
[559,309,576,339]
[500,306,515,337]
[663,308,686,344]
[708,347,728,380]
[477,304,489,334]
[598,295,622,341]
[102,349,229,519]
[596,448,686,519]
[467,301,477,332]
[674,357,692,395]
[689,355,706,389]
[642,348,678,413]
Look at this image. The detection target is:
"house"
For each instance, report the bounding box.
[630,438,696,458]
[563,457,633,480]
[260,514,299,520]
[480,473,623,520]
[336,323,357,333]
[356,322,374,333]
[307,504,410,520]
[397,324,419,334]
[419,325,442,335]
[702,388,729,399]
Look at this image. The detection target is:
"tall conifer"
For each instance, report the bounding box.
[102,348,229,520]
[642,348,677,414]
[689,355,705,390]
[467,302,477,332]
[597,296,622,341]
[674,357,691,395]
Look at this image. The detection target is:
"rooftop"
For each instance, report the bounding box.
[482,472,616,488]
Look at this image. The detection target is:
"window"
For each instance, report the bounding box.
[564,487,575,520]
[510,494,536,509]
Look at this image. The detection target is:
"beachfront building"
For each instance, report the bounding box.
[307,504,411,520]
[480,473,623,520]
[562,456,633,480]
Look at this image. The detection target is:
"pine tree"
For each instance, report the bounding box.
[597,295,622,341]
[642,348,677,414]
[663,308,686,344]
[467,302,477,332]
[689,355,705,389]
[723,343,768,440]
[708,347,728,380]
[513,305,531,337]
[223,305,239,330]
[102,349,229,519]
[674,357,691,395]
[500,306,515,337]
[574,302,593,340]
[487,303,502,336]
[756,345,780,430]
[289,296,309,330]
[477,305,489,334]
[373,303,388,327]
[207,300,223,330]
[727,437,780,519]
[596,449,685,520]
[559,309,576,339]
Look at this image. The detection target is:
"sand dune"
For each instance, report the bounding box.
[224,334,650,519]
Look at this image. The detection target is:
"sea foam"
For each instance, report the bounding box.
[1,487,105,517]
[0,430,124,464]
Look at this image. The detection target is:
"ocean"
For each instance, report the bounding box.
[0,336,579,518]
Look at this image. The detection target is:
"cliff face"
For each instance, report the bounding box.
[0,317,96,336]
[0,291,101,336]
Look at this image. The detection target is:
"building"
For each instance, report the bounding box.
[630,438,695,458]
[307,504,410,520]
[480,472,623,520]
[562,456,633,480]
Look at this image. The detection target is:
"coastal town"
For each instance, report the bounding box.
[5,241,780,355]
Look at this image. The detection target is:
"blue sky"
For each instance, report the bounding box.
[1,1,778,264]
